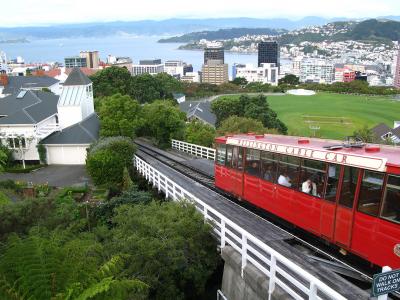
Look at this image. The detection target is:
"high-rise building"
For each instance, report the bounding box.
[65,56,87,68]
[258,41,280,67]
[79,51,100,69]
[132,59,164,76]
[204,45,224,64]
[395,47,400,89]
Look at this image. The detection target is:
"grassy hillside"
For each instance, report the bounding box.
[217,93,400,139]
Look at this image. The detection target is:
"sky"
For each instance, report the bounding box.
[2,0,400,27]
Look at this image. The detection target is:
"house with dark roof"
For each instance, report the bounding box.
[0,75,60,98]
[371,122,400,144]
[0,68,99,165]
[179,101,216,127]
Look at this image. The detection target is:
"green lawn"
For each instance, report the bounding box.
[221,92,400,140]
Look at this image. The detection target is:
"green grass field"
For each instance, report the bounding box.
[221,92,400,140]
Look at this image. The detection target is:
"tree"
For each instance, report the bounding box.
[231,77,248,86]
[107,201,219,300]
[0,148,7,173]
[217,116,275,135]
[353,125,375,143]
[98,94,142,138]
[86,137,136,189]
[90,67,132,98]
[184,120,216,147]
[140,100,186,148]
[278,74,300,85]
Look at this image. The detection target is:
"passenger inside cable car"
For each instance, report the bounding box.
[278,171,291,187]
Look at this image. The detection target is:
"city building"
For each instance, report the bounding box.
[65,56,87,68]
[79,51,100,69]
[164,60,185,78]
[300,59,334,84]
[107,55,133,71]
[201,60,228,85]
[233,63,279,85]
[0,51,8,74]
[204,44,225,64]
[292,57,303,77]
[258,41,280,67]
[180,71,201,83]
[0,68,99,165]
[132,59,164,76]
[202,44,228,85]
[394,47,400,89]
[334,68,355,83]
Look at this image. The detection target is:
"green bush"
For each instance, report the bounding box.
[5,164,44,173]
[86,137,136,189]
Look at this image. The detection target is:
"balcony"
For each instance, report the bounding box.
[35,123,60,139]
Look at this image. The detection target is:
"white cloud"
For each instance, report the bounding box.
[1,0,399,27]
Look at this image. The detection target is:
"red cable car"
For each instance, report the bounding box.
[214,134,400,268]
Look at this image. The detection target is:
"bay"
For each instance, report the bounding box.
[0,35,289,77]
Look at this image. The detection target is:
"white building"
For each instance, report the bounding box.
[300,59,334,84]
[132,59,164,76]
[233,63,279,86]
[292,57,303,77]
[181,72,200,83]
[0,68,99,165]
[164,60,185,78]
[0,51,9,74]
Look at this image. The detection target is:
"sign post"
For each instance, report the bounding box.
[372,266,400,299]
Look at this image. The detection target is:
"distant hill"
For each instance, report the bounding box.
[0,17,350,40]
[348,19,400,41]
[158,28,288,43]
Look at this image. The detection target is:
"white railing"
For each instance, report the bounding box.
[172,139,216,160]
[134,155,347,300]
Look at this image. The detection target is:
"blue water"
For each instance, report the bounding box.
[0,35,288,76]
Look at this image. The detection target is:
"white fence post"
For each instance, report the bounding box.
[241,235,247,278]
[171,139,216,161]
[377,266,392,300]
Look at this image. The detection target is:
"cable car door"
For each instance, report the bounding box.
[333,166,359,248]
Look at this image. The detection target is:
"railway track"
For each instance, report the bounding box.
[134,140,399,298]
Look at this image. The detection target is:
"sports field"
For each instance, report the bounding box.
[222,92,400,140]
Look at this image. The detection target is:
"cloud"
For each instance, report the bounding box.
[2,0,399,27]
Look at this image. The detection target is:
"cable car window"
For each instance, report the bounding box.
[232,147,243,170]
[277,155,300,189]
[380,175,400,223]
[299,159,326,198]
[324,164,340,202]
[261,152,279,183]
[358,171,384,217]
[226,145,233,168]
[245,149,260,177]
[339,167,359,208]
[216,144,226,166]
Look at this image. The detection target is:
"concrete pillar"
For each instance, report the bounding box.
[221,246,289,300]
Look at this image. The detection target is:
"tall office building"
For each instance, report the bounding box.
[204,45,224,64]
[395,47,400,89]
[80,51,100,69]
[258,41,280,67]
[202,44,228,85]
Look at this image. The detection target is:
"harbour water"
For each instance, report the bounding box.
[0,35,289,76]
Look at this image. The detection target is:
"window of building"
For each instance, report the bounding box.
[245,149,261,177]
[260,151,278,183]
[358,171,384,216]
[380,175,400,224]
[299,159,326,198]
[324,164,340,202]
[216,144,226,166]
[6,137,26,149]
[339,167,359,208]
[277,155,301,189]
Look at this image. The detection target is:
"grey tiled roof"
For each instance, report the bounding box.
[0,90,58,125]
[391,126,400,138]
[179,101,216,127]
[2,76,59,95]
[371,123,392,139]
[41,113,99,145]
[63,68,92,86]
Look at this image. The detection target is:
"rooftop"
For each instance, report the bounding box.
[1,76,59,95]
[63,67,92,86]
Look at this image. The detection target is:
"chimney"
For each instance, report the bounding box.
[0,74,8,86]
